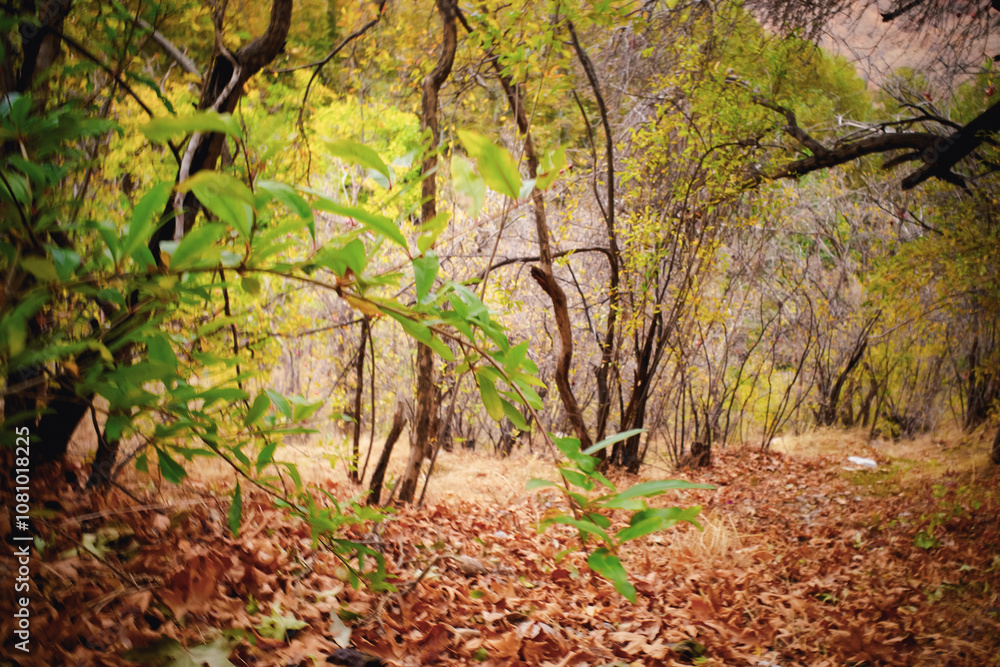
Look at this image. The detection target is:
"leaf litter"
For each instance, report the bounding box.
[2,443,999,666]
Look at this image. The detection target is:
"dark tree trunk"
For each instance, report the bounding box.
[991,424,1000,465]
[859,374,877,428]
[86,414,121,490]
[964,335,998,431]
[396,0,456,503]
[818,335,868,426]
[149,0,293,260]
[567,21,622,446]
[367,403,407,506]
[349,318,369,483]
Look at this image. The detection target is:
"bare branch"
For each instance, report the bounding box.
[138,18,202,79]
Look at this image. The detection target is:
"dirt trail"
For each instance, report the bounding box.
[3,431,998,666]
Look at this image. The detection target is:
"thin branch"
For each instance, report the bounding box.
[294,1,388,131]
[138,18,202,78]
[53,30,181,163]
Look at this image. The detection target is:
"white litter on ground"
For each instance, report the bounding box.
[847,456,878,469]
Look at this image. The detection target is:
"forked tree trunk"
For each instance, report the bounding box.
[492,65,594,454]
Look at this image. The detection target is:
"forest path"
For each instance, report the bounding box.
[3,430,997,666]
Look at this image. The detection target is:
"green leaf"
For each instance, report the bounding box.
[20,255,57,282]
[536,146,566,190]
[156,448,187,484]
[124,181,173,261]
[256,442,277,472]
[241,275,261,294]
[257,180,314,239]
[96,223,122,262]
[313,240,367,277]
[610,479,715,503]
[412,251,438,302]
[501,399,529,431]
[228,481,242,538]
[503,340,530,373]
[544,515,612,545]
[615,506,703,541]
[281,461,302,492]
[96,415,124,443]
[427,335,455,361]
[309,193,407,250]
[451,155,486,214]
[526,478,558,490]
[384,310,432,343]
[48,245,81,281]
[582,428,646,456]
[255,606,308,641]
[290,395,323,421]
[163,223,225,270]
[914,530,940,549]
[257,180,313,219]
[326,139,392,182]
[124,636,237,667]
[457,130,522,199]
[560,467,593,490]
[341,239,367,275]
[417,211,449,255]
[475,369,503,421]
[141,111,243,142]
[178,171,254,240]
[587,548,636,602]
[265,389,292,420]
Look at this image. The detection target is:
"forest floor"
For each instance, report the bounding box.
[2,427,1000,666]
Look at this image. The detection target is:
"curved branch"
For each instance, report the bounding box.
[138,18,202,78]
[471,246,613,282]
[293,1,388,131]
[770,132,938,180]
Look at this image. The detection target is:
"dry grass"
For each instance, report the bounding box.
[667,510,745,563]
[93,430,560,506]
[769,425,993,477]
[74,417,994,517]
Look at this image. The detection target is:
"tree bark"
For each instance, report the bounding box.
[396,0,457,503]
[991,423,1000,465]
[818,334,868,426]
[495,73,594,454]
[149,0,293,261]
[367,402,407,506]
[567,21,622,446]
[349,318,369,483]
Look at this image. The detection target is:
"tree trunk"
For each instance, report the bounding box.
[396,0,456,503]
[964,335,998,431]
[349,318,369,483]
[399,344,436,503]
[492,67,594,454]
[149,0,293,260]
[991,423,1000,465]
[818,334,868,426]
[567,21,622,445]
[367,403,407,506]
